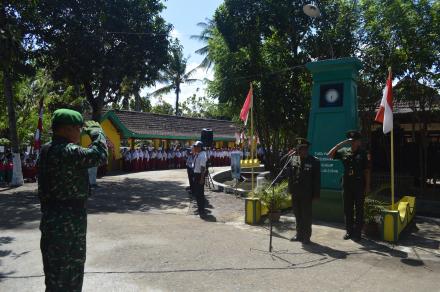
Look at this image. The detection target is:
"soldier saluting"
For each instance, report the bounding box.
[37,109,108,291]
[328,130,371,242]
[286,138,321,244]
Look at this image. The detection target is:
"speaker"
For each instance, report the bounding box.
[201,128,213,148]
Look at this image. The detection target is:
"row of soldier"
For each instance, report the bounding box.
[121,147,241,172]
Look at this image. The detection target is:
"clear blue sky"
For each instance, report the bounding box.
[145,0,223,106]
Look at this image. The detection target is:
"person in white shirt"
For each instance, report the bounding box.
[175,149,182,169]
[192,141,207,219]
[157,150,163,170]
[151,150,157,170]
[144,149,150,170]
[138,149,144,171]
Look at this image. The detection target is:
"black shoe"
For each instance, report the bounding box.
[343,233,351,240]
[199,212,208,219]
[290,235,303,242]
[352,234,362,242]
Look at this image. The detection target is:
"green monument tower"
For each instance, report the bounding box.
[306,57,363,222]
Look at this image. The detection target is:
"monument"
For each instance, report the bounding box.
[306,57,363,221]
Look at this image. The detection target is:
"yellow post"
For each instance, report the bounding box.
[391,129,395,210]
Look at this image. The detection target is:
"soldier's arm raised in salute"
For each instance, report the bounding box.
[67,121,108,169]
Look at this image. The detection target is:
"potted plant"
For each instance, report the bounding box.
[253,181,289,222]
[363,197,387,238]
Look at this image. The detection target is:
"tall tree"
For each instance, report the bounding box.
[152,39,199,115]
[34,0,171,121]
[0,1,35,186]
[191,18,216,71]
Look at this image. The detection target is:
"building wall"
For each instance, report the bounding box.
[80,118,122,170]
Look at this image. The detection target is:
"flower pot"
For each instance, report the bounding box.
[269,210,281,222]
[363,222,379,238]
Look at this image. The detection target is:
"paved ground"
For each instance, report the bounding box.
[1,168,439,292]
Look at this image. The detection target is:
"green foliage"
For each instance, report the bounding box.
[364,197,387,224]
[180,94,233,120]
[252,180,289,212]
[152,39,200,115]
[34,0,171,120]
[150,98,174,115]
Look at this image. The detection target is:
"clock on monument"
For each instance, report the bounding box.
[319,83,344,107]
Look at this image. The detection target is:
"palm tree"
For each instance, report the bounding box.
[152,40,199,115]
[190,18,215,71]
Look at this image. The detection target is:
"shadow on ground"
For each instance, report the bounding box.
[0,178,191,230]
[0,236,16,281]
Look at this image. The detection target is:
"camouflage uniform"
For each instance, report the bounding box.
[38,120,107,292]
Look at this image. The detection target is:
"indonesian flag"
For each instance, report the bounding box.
[34,99,44,151]
[375,70,393,134]
[240,84,253,125]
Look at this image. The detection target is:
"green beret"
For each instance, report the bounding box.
[296,138,311,148]
[346,130,362,140]
[52,109,84,128]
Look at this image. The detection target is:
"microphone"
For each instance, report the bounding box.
[280,149,297,161]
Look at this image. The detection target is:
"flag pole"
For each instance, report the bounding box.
[391,128,395,210]
[388,67,395,210]
[250,82,255,192]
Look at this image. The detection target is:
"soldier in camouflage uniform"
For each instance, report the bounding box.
[38,109,108,292]
[328,130,371,242]
[285,138,321,244]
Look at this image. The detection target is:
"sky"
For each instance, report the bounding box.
[143,0,224,106]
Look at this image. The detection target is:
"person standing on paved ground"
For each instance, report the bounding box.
[37,109,108,291]
[186,147,195,194]
[192,141,207,218]
[328,130,371,242]
[286,138,321,244]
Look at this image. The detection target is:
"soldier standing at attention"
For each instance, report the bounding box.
[286,138,321,244]
[38,109,108,291]
[328,130,371,241]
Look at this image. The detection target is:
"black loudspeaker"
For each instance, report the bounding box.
[201,128,214,147]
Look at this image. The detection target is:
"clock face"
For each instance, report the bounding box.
[325,89,340,103]
[320,83,344,107]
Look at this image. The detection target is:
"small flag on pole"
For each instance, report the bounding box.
[375,70,393,133]
[34,99,44,152]
[240,84,253,125]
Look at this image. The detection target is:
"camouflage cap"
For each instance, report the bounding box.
[296,138,311,148]
[52,109,84,128]
[346,130,362,140]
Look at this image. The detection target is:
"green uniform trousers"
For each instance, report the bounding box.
[40,209,87,292]
[292,195,313,240]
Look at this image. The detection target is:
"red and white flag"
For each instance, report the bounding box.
[240,84,253,125]
[375,70,393,134]
[34,99,44,151]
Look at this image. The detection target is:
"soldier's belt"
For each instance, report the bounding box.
[41,199,87,210]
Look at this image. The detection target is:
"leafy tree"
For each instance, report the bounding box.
[0,1,36,186]
[34,0,171,121]
[150,98,174,115]
[180,93,233,120]
[209,0,316,172]
[152,39,199,115]
[359,0,440,191]
[191,18,216,71]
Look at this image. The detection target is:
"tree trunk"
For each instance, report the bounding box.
[3,67,23,186]
[134,91,141,112]
[84,81,103,121]
[175,86,180,116]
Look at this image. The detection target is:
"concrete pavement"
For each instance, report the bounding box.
[1,168,439,291]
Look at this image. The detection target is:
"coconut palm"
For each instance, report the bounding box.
[152,40,199,115]
[190,18,215,71]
